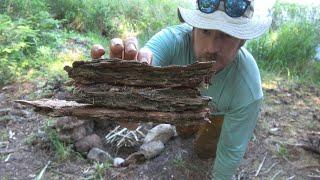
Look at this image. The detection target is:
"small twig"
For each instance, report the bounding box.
[308,175,320,178]
[255,152,267,176]
[286,175,295,180]
[130,131,139,141]
[105,126,120,139]
[271,170,283,180]
[106,128,128,141]
[35,160,51,180]
[136,129,145,137]
[4,154,11,162]
[0,149,17,154]
[261,162,279,175]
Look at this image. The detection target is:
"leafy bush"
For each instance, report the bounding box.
[247,1,320,83]
[0,12,61,86]
[0,0,48,18]
[46,0,191,43]
[247,21,318,74]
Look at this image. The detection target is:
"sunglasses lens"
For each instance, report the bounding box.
[198,0,220,13]
[225,0,249,17]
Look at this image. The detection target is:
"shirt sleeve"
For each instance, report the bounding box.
[143,28,177,66]
[212,99,262,180]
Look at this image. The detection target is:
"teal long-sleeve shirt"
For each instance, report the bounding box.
[144,23,263,180]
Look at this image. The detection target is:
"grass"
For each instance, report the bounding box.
[85,161,112,180]
[44,119,72,162]
[173,157,186,167]
[0,0,319,88]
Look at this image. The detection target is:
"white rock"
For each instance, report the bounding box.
[140,140,165,159]
[143,124,175,144]
[113,157,125,167]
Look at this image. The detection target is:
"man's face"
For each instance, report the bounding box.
[193,28,243,73]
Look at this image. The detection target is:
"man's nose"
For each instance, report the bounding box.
[205,32,220,54]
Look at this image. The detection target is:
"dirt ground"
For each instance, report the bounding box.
[0,77,319,180]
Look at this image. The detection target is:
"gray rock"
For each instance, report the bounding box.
[113,157,125,167]
[0,108,10,116]
[0,93,5,102]
[87,148,113,163]
[123,152,146,166]
[59,126,87,144]
[75,134,103,153]
[144,124,175,144]
[55,117,85,130]
[140,140,165,159]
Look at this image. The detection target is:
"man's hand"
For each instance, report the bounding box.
[91,37,153,65]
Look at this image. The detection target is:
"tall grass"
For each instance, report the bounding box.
[46,0,192,44]
[0,0,319,86]
[247,1,320,84]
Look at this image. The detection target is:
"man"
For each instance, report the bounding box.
[106,0,272,179]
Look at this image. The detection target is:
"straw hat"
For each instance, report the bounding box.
[178,0,273,40]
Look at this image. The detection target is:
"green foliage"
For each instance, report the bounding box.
[46,0,191,43]
[0,0,319,87]
[272,1,320,29]
[173,157,186,167]
[277,143,289,158]
[247,21,318,74]
[0,12,62,86]
[45,125,71,161]
[247,1,320,84]
[85,161,111,180]
[0,0,48,18]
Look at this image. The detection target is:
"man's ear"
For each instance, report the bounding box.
[239,40,246,48]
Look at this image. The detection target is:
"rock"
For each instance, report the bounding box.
[87,148,113,163]
[140,140,165,159]
[75,134,103,153]
[175,124,200,138]
[113,157,125,167]
[123,152,146,166]
[55,117,85,130]
[0,108,10,116]
[10,109,31,118]
[143,124,175,144]
[59,126,87,144]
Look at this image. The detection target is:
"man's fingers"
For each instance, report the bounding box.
[137,48,153,65]
[91,44,105,59]
[110,38,124,59]
[124,37,138,60]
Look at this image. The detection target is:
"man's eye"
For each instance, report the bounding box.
[221,33,232,38]
[202,30,211,35]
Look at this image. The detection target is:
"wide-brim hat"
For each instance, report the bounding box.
[177,0,273,40]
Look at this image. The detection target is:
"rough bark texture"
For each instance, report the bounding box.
[71,84,211,112]
[64,59,215,88]
[16,99,210,125]
[17,59,216,125]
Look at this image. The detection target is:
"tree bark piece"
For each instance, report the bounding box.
[15,99,210,126]
[64,59,215,88]
[71,84,211,112]
[17,59,216,126]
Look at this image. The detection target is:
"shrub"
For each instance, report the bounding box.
[0,13,61,86]
[247,21,318,74]
[247,1,320,81]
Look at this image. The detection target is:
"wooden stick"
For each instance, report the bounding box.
[0,149,17,154]
[271,170,283,180]
[255,152,267,176]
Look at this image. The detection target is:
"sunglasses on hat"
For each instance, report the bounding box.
[197,0,251,18]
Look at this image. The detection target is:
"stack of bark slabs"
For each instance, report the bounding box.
[19,59,216,125]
